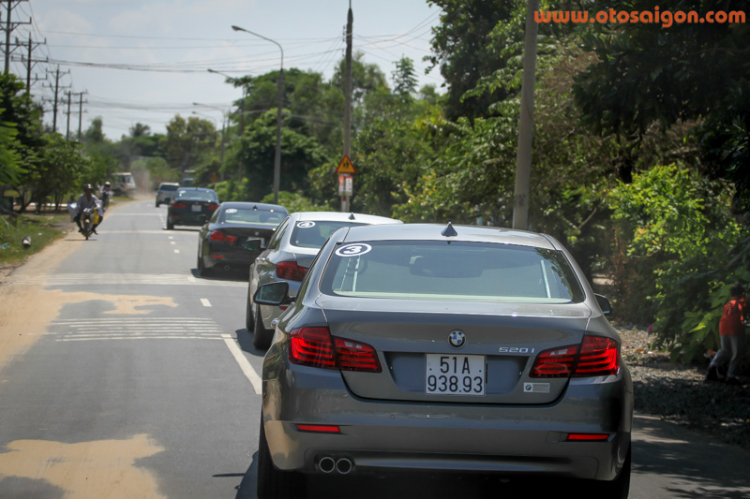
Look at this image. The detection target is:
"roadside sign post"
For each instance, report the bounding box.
[335,155,357,212]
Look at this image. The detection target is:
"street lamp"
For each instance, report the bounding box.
[231,25,284,204]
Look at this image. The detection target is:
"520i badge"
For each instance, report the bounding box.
[498,346,536,354]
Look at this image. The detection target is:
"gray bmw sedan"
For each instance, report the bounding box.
[254,223,633,498]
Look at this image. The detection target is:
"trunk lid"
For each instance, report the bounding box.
[317,296,591,405]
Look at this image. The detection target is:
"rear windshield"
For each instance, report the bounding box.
[320,241,584,303]
[290,221,367,249]
[160,184,178,191]
[222,208,286,226]
[177,189,217,201]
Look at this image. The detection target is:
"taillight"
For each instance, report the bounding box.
[276,261,308,281]
[209,230,237,243]
[289,327,381,373]
[206,202,219,210]
[573,336,619,377]
[171,202,187,209]
[530,345,578,378]
[334,337,381,372]
[530,335,619,378]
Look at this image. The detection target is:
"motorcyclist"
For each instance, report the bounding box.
[101,181,112,210]
[74,184,102,234]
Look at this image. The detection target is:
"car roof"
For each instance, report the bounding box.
[291,211,401,224]
[339,223,557,250]
[178,187,215,192]
[159,182,179,187]
[220,201,288,213]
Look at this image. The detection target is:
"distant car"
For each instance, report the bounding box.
[252,223,633,498]
[197,202,289,276]
[155,182,180,207]
[166,187,219,230]
[247,211,402,349]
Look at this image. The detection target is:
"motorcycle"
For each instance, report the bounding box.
[101,189,110,211]
[80,207,101,240]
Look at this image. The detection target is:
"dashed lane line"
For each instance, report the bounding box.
[201,299,212,307]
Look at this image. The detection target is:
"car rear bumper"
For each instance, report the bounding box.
[262,367,632,481]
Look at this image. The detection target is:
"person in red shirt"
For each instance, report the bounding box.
[706,284,747,385]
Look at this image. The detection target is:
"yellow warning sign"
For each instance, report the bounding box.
[335,155,357,175]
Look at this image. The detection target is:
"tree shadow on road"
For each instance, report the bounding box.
[632,414,750,498]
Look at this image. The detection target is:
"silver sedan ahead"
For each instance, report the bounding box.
[253,223,633,498]
[246,211,401,349]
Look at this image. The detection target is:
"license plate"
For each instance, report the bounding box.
[191,204,201,212]
[425,354,485,395]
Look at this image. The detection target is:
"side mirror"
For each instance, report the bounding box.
[254,282,292,306]
[595,294,613,316]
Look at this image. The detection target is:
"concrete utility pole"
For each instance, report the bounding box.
[76,91,87,140]
[512,0,540,231]
[14,33,47,94]
[341,1,353,213]
[44,66,70,133]
[2,0,29,74]
[65,91,72,140]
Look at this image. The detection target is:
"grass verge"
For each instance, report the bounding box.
[0,212,72,265]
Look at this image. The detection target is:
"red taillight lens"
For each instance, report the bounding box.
[276,260,309,281]
[530,345,579,378]
[290,327,337,369]
[334,337,381,372]
[530,335,620,378]
[171,202,187,209]
[289,327,381,372]
[572,336,619,377]
[206,202,219,210]
[566,433,611,441]
[209,230,237,243]
[295,424,341,433]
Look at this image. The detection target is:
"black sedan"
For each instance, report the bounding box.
[197,202,288,275]
[166,187,220,230]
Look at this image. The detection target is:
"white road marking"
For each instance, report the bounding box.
[221,334,262,394]
[170,242,176,245]
[9,274,244,287]
[201,298,211,307]
[174,249,180,254]
[58,336,222,342]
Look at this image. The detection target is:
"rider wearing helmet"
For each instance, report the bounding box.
[101,181,112,210]
[75,184,102,234]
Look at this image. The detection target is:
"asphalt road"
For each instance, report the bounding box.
[0,198,748,498]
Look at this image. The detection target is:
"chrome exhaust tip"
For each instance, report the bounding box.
[318,456,335,474]
[336,458,353,475]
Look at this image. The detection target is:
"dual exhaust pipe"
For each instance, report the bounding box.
[318,456,353,475]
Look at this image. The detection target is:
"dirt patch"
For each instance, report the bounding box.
[0,434,165,499]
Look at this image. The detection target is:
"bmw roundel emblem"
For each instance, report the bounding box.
[448,330,466,348]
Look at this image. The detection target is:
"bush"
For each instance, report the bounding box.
[608,164,743,362]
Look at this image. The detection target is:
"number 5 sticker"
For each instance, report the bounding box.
[335,243,372,257]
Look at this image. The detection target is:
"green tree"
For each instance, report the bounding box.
[426,0,519,120]
[161,115,217,173]
[392,56,418,98]
[572,0,750,209]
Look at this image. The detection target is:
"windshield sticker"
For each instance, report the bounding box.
[335,243,372,257]
[225,208,238,214]
[297,221,316,228]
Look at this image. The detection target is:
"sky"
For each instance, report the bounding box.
[10,0,444,141]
